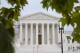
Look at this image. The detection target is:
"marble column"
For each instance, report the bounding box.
[25,23,28,45]
[55,24,59,44]
[36,23,38,45]
[52,24,55,45]
[56,24,59,44]
[20,23,23,44]
[47,23,50,45]
[31,23,33,45]
[42,23,44,45]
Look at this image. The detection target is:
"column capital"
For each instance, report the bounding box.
[41,23,45,24]
[36,23,38,25]
[31,23,33,24]
[47,23,51,26]
[20,23,23,25]
[25,23,28,25]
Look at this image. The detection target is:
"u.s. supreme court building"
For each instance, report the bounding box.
[14,12,80,53]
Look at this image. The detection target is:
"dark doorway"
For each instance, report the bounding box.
[38,35,42,45]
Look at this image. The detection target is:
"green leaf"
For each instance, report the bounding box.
[0,23,14,53]
[0,0,28,53]
[60,18,67,27]
[75,6,80,11]
[7,27,14,38]
[66,36,71,40]
[72,38,75,43]
[14,11,20,21]
[72,12,80,25]
[5,19,14,29]
[41,0,80,43]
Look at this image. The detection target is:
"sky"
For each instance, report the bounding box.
[0,0,62,17]
[20,0,62,17]
[1,0,79,31]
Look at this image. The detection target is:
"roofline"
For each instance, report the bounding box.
[20,12,60,20]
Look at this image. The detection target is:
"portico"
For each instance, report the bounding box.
[20,23,58,45]
[15,12,79,53]
[17,12,61,53]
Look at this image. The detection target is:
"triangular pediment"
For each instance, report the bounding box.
[21,12,59,20]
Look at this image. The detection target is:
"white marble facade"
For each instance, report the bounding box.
[20,22,59,45]
[19,12,59,45]
[15,12,80,53]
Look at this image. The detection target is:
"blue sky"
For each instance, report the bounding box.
[1,0,79,31]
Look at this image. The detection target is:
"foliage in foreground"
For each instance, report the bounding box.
[0,0,28,53]
[41,0,80,43]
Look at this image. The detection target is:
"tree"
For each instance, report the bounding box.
[41,0,80,43]
[66,36,71,43]
[0,0,28,53]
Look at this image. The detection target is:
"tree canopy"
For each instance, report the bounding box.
[0,0,28,53]
[41,0,80,43]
